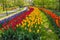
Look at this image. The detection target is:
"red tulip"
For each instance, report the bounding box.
[2,22,8,30]
[1,8,34,30]
[39,8,60,28]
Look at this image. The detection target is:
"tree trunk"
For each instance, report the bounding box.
[2,2,5,11]
[2,0,5,11]
[59,0,60,11]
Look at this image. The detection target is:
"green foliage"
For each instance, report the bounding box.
[0,27,40,40]
[0,0,25,11]
[14,0,24,7]
[33,0,59,10]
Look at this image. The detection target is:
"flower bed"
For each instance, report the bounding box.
[0,7,28,29]
[0,7,59,40]
[14,7,58,40]
[39,8,60,27]
[0,8,34,30]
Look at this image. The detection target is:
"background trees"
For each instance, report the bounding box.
[32,0,59,11]
[0,0,60,11]
[15,0,24,7]
[0,0,25,11]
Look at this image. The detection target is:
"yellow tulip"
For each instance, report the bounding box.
[19,23,21,26]
[28,21,30,24]
[38,21,40,24]
[21,23,26,28]
[16,24,19,27]
[29,28,32,32]
[23,20,25,22]
[28,23,31,27]
[26,17,28,19]
[37,29,40,33]
[31,18,35,21]
[22,22,24,24]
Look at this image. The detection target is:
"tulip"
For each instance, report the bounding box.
[2,22,8,30]
[37,29,40,33]
[39,8,60,27]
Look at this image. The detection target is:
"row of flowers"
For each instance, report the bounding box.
[0,8,27,24]
[1,8,34,30]
[0,7,30,29]
[39,8,60,27]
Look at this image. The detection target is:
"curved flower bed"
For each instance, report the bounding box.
[0,7,27,24]
[39,8,60,39]
[2,8,34,30]
[39,8,60,27]
[0,7,28,29]
[0,8,34,30]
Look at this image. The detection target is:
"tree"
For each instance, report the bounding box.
[14,0,24,7]
[32,0,40,7]
[32,0,58,10]
[59,0,60,11]
[0,0,5,11]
